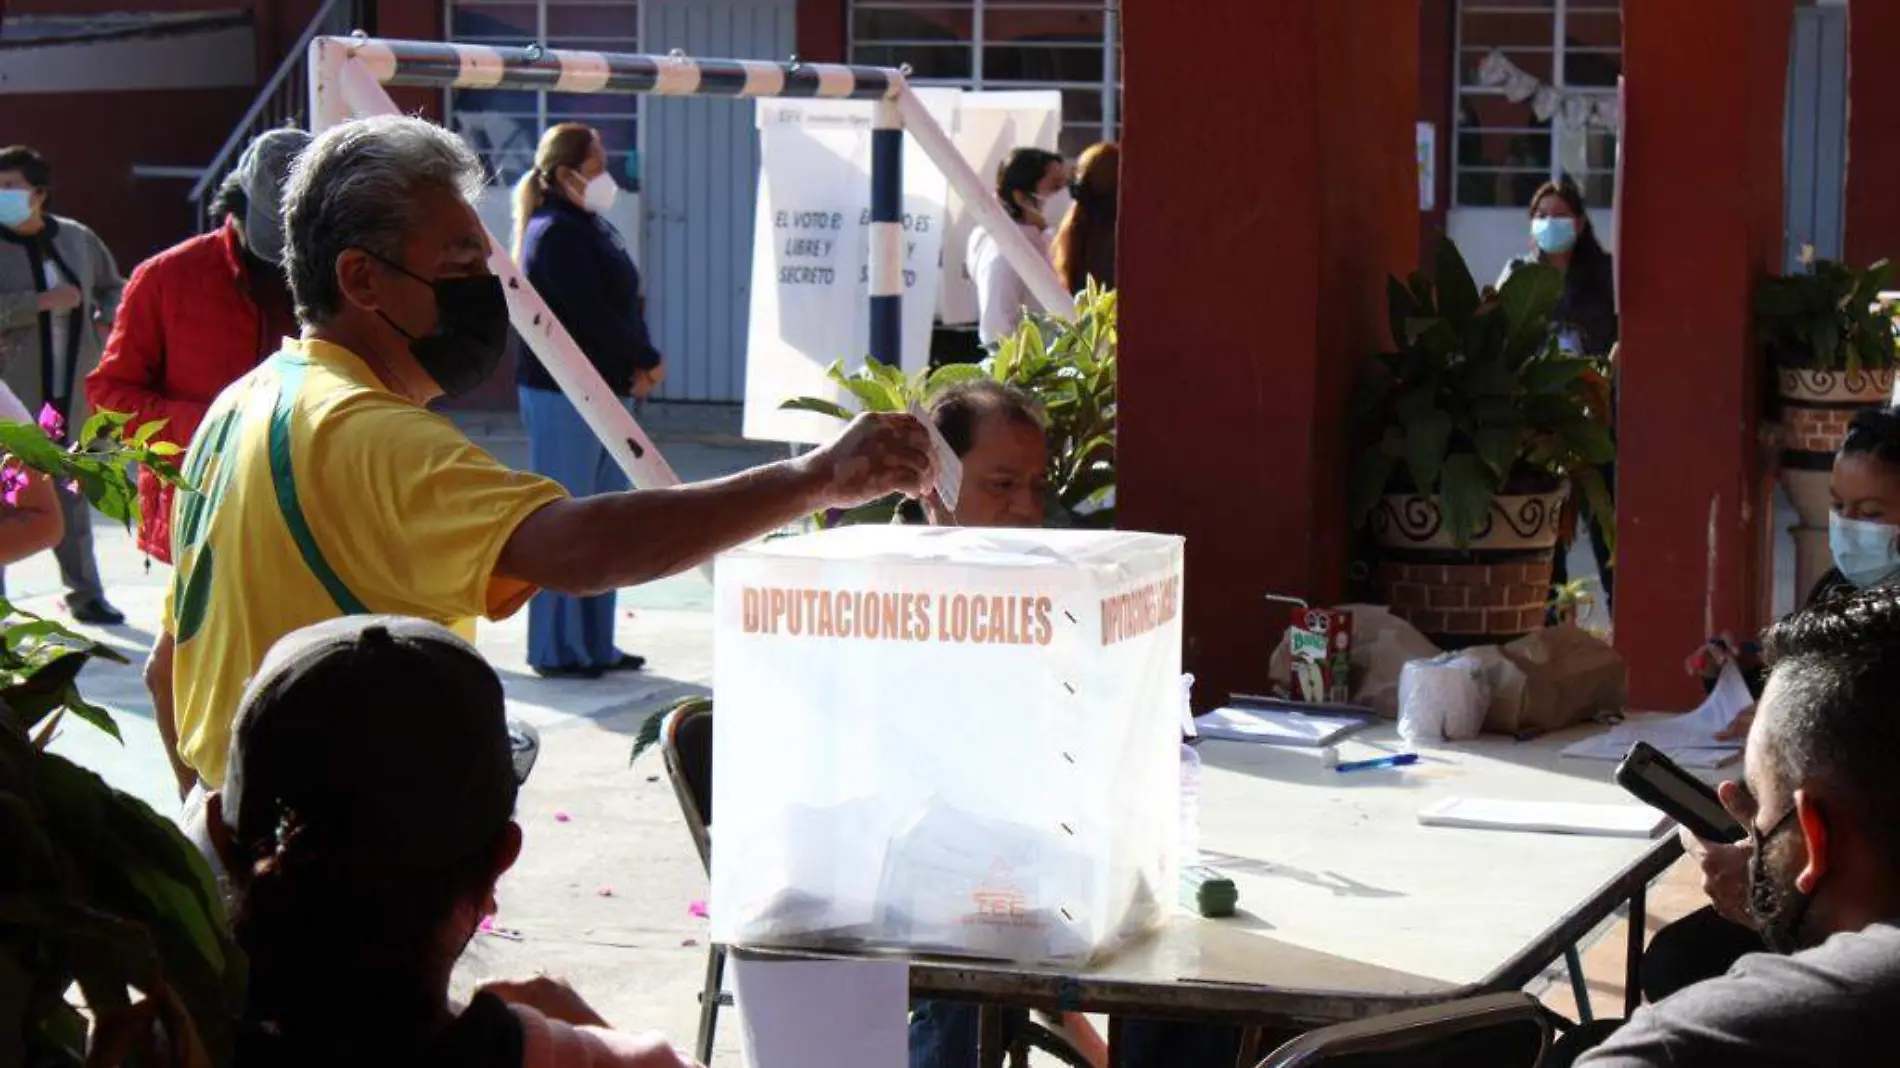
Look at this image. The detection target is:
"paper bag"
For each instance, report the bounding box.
[1490,624,1626,735]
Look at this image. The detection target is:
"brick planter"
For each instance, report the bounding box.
[1777,367,1893,471]
[1370,488,1568,648]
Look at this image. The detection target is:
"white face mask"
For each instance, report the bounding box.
[582,172,618,215]
[1038,187,1073,226]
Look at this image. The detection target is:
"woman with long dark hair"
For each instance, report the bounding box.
[1498,178,1618,610]
[1052,142,1117,294]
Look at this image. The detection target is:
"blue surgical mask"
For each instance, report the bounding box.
[0,190,31,229]
[1532,216,1578,254]
[1828,512,1900,589]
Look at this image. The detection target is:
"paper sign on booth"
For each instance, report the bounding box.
[742,92,955,445]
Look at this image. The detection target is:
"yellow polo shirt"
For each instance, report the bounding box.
[165,338,567,787]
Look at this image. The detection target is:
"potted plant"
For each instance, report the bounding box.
[0,411,239,1068]
[781,283,1117,529]
[1349,237,1614,648]
[1756,255,1900,599]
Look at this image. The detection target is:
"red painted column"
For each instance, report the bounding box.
[1846,0,1900,266]
[1617,0,1791,707]
[796,0,847,65]
[1118,0,1418,707]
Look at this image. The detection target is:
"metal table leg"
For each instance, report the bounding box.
[1564,945,1594,1025]
[979,1004,1006,1068]
[1626,884,1648,1016]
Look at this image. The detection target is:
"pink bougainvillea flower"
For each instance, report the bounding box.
[0,464,28,507]
[688,900,709,919]
[63,480,78,495]
[36,403,62,439]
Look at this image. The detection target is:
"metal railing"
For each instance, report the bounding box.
[187,0,359,233]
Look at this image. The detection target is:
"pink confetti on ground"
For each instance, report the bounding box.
[554,811,572,823]
[682,938,700,947]
[596,886,614,897]
[479,915,496,932]
[688,900,709,919]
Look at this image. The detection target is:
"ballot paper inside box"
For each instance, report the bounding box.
[710,526,1185,965]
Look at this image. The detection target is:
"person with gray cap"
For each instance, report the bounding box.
[205,614,699,1068]
[89,126,307,573]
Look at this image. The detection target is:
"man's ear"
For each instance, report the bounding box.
[1794,787,1830,894]
[333,247,380,313]
[480,821,526,919]
[204,791,244,877]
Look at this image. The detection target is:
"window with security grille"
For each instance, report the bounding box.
[848,0,1122,157]
[1454,0,1620,209]
[444,0,642,190]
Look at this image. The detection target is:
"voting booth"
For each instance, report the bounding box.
[710,526,1185,965]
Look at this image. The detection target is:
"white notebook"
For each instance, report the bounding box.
[1418,797,1669,839]
[1197,706,1367,747]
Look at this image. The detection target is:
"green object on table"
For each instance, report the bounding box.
[1180,865,1238,917]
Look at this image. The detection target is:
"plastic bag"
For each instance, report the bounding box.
[1398,652,1493,743]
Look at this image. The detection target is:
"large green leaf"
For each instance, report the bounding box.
[1434,236,1481,331]
[925,363,988,392]
[1439,453,1497,548]
[777,397,853,420]
[839,375,904,413]
[1497,259,1562,344]
[1520,356,1597,393]
[1472,427,1521,481]
[1402,407,1454,494]
[1560,419,1617,465]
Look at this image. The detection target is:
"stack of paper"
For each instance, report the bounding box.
[1561,662,1751,768]
[1418,797,1669,839]
[1197,706,1368,747]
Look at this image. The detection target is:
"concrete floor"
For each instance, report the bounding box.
[26,408,1781,1063]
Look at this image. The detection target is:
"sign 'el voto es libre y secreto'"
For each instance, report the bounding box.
[741,90,1062,446]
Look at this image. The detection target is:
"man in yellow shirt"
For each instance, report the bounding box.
[157,115,934,794]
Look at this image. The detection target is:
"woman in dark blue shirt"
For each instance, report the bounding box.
[514,123,663,678]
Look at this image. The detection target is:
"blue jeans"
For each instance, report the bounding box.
[909,1000,1023,1068]
[518,386,633,671]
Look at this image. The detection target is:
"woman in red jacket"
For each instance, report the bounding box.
[86,127,307,565]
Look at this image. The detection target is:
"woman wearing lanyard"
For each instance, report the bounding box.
[513,124,663,678]
[1496,179,1618,613]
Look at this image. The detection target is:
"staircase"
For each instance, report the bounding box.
[185,0,362,233]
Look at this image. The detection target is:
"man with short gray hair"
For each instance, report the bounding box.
[159,115,936,794]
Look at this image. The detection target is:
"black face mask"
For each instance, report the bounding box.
[361,249,509,397]
[1746,805,1815,954]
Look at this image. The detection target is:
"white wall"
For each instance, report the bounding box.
[1447,205,1619,290]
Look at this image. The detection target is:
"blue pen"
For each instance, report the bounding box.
[1334,753,1420,774]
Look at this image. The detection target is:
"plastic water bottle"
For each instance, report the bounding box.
[1179,741,1202,869]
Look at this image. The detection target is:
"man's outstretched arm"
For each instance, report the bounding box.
[498,412,933,597]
